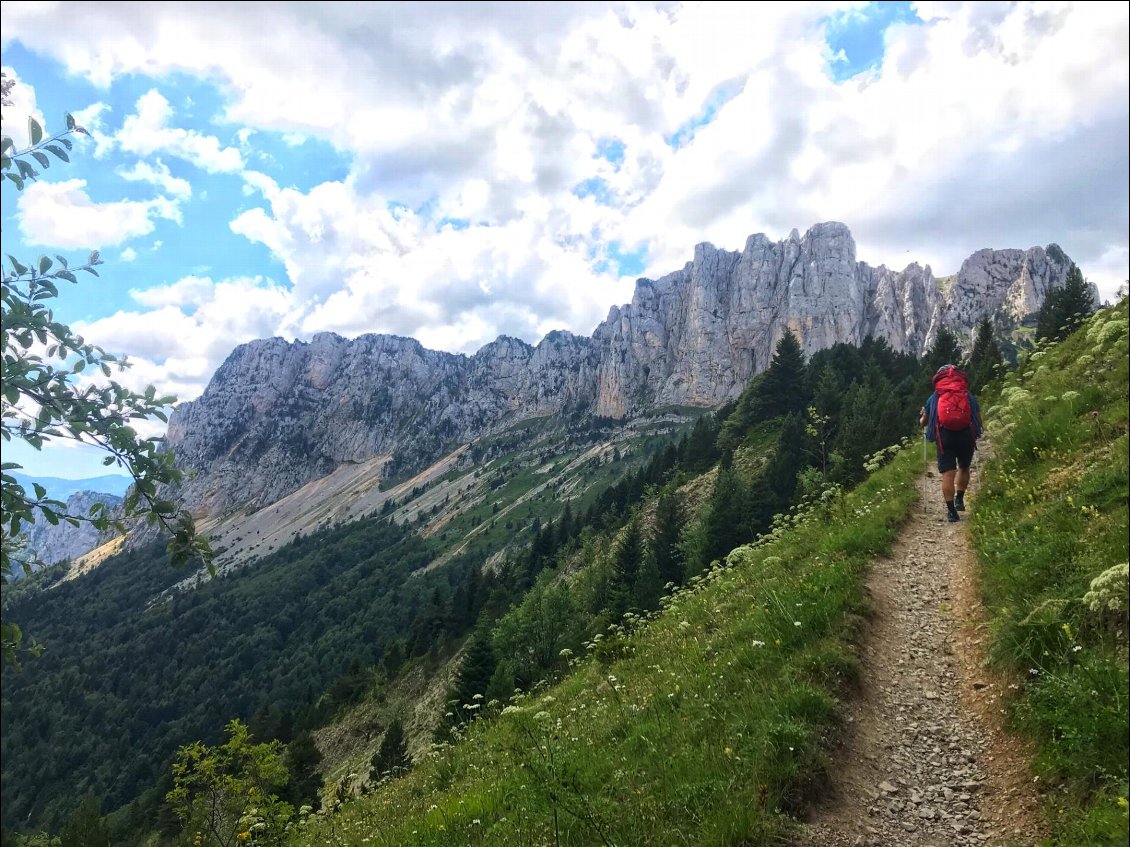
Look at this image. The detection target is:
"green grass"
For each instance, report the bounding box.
[971,299,1129,844]
[286,443,922,846]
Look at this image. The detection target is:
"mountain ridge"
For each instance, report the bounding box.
[163,221,1072,522]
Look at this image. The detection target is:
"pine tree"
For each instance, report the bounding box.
[610,517,644,614]
[285,731,323,810]
[700,465,748,569]
[967,316,1003,392]
[59,792,111,847]
[924,326,962,374]
[1037,264,1096,341]
[369,719,411,782]
[650,492,685,587]
[751,330,809,422]
[632,554,663,612]
[448,626,497,723]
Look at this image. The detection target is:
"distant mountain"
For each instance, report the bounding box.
[20,490,123,567]
[165,221,1074,521]
[9,471,132,502]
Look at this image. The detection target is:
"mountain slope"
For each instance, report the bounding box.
[970,298,1129,843]
[163,222,1072,521]
[9,472,131,502]
[288,300,1127,847]
[289,440,926,846]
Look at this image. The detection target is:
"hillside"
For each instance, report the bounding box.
[4,302,1124,846]
[284,300,1127,846]
[0,409,698,829]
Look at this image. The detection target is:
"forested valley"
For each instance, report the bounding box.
[0,324,990,845]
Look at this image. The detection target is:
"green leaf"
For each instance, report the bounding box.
[58,270,77,284]
[102,456,116,466]
[28,117,43,146]
[33,483,46,500]
[7,255,28,275]
[65,112,76,131]
[0,136,13,155]
[38,255,53,274]
[15,158,37,180]
[45,144,69,163]
[4,172,24,190]
[31,151,50,169]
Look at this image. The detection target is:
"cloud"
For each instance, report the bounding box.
[17,178,182,248]
[69,101,115,158]
[0,65,46,148]
[3,0,1127,341]
[73,276,294,402]
[230,172,633,353]
[118,89,244,173]
[116,159,193,199]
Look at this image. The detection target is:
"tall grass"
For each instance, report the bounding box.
[972,298,1129,845]
[287,446,922,846]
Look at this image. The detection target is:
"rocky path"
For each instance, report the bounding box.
[794,457,1050,846]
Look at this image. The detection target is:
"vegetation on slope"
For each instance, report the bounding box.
[971,297,1129,845]
[289,446,922,846]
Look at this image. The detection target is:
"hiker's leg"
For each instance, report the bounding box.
[941,470,956,501]
[955,466,970,492]
[954,432,974,508]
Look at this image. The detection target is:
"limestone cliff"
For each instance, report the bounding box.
[21,490,122,568]
[164,222,1073,517]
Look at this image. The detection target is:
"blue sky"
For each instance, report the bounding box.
[2,1,1127,479]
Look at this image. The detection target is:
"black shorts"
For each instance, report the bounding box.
[936,427,976,473]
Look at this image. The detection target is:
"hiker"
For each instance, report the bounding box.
[920,364,983,522]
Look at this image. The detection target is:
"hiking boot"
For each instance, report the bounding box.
[955,493,966,511]
[947,507,960,523]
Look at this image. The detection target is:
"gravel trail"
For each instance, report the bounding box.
[793,454,1050,847]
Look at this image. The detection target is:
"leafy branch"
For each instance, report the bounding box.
[2,89,213,666]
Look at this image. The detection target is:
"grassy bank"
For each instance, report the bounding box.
[288,445,922,846]
[972,298,1129,845]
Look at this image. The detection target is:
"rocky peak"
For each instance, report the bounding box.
[165,222,1073,518]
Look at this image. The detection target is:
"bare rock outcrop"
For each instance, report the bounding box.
[164,222,1074,518]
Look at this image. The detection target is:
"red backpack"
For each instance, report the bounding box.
[933,365,972,432]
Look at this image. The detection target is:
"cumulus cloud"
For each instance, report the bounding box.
[117,159,193,199]
[1,65,45,149]
[73,276,294,402]
[118,89,244,173]
[17,178,182,248]
[3,0,1128,349]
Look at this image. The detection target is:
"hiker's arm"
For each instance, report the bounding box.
[919,406,926,427]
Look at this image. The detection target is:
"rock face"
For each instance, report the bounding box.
[165,222,1073,517]
[21,491,122,568]
[940,244,1075,336]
